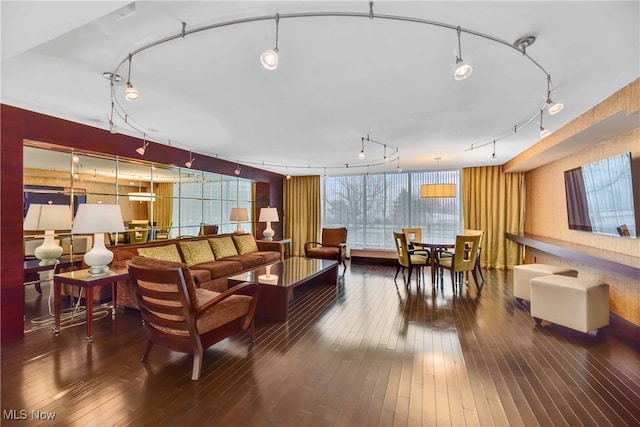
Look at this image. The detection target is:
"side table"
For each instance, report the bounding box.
[257,238,292,259]
[53,268,129,342]
[24,257,82,294]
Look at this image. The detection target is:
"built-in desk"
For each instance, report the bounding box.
[506,233,640,280]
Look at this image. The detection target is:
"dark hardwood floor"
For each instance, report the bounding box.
[3,262,639,426]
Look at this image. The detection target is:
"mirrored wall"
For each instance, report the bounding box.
[24,143,253,244]
[23,142,253,332]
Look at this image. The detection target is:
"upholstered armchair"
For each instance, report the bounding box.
[198,224,219,236]
[126,256,259,380]
[304,227,348,269]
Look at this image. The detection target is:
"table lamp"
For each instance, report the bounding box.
[71,203,125,274]
[258,207,279,241]
[229,207,248,233]
[23,203,73,265]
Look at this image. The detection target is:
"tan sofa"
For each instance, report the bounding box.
[110,233,284,309]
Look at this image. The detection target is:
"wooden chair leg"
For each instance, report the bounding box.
[141,341,154,362]
[407,266,413,285]
[471,269,481,291]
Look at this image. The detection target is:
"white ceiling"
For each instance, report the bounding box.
[2,1,639,176]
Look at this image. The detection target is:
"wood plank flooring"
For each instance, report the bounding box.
[3,262,639,426]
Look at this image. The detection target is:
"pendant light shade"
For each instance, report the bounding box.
[547,100,564,115]
[125,84,141,102]
[260,49,279,70]
[454,58,473,80]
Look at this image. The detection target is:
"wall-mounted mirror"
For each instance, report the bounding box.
[23,142,254,333]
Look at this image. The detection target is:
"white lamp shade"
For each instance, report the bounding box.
[71,204,124,274]
[71,204,125,234]
[23,204,72,231]
[420,184,457,198]
[259,207,279,223]
[229,207,249,221]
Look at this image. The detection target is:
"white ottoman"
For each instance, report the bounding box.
[530,275,609,335]
[513,263,578,303]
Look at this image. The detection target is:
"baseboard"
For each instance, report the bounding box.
[350,249,398,266]
[606,312,640,347]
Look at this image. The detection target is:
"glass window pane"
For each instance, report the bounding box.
[322,170,461,250]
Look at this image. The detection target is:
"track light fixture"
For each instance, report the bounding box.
[285,166,292,180]
[358,137,366,160]
[492,140,496,160]
[545,75,563,115]
[260,14,280,70]
[124,54,141,102]
[234,161,241,175]
[185,151,195,168]
[539,110,551,138]
[136,134,149,156]
[454,26,473,80]
[396,157,402,173]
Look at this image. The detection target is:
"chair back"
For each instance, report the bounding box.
[463,229,484,246]
[393,232,411,268]
[199,224,219,236]
[321,227,347,247]
[129,221,149,244]
[127,256,199,342]
[452,234,481,272]
[402,228,423,244]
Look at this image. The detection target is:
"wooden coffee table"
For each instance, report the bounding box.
[227,257,338,321]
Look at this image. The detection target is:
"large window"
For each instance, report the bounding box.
[322,170,461,250]
[172,172,252,236]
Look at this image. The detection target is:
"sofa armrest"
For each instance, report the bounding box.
[256,240,285,260]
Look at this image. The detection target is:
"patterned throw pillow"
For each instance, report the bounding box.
[179,240,216,267]
[232,234,259,255]
[209,236,239,259]
[137,244,182,263]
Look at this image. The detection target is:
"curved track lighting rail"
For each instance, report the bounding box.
[107,3,561,172]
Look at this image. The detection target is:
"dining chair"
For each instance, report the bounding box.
[401,227,430,257]
[437,234,482,292]
[439,229,484,284]
[463,229,485,283]
[393,231,429,287]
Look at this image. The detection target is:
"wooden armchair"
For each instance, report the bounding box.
[126,256,259,380]
[304,227,348,269]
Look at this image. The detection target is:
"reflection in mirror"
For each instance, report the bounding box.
[23,141,255,332]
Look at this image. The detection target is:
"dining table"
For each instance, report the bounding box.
[417,240,456,285]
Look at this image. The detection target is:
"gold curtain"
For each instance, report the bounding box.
[284,176,320,257]
[462,166,524,269]
[152,182,174,231]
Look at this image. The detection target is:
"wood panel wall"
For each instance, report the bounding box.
[1,105,284,343]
